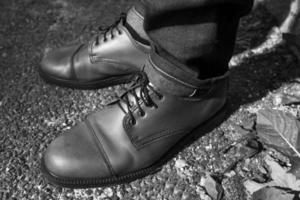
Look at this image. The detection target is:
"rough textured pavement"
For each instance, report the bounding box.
[1,0,300,199]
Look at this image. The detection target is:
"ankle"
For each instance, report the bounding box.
[144,55,229,98]
[126,7,150,45]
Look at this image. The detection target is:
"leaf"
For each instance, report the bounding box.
[273,93,300,106]
[289,158,300,179]
[273,83,300,105]
[256,108,300,158]
[244,155,300,194]
[175,159,187,169]
[203,173,223,200]
[253,187,295,200]
[265,155,300,191]
[243,180,276,195]
[241,118,255,131]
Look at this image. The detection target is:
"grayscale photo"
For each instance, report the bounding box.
[1,0,300,199]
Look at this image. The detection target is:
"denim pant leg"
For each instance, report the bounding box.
[134,0,254,82]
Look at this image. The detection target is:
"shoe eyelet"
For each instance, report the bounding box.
[129,101,134,107]
[138,111,145,117]
[130,118,136,126]
[152,105,158,109]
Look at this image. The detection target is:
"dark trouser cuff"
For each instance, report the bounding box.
[144,51,229,97]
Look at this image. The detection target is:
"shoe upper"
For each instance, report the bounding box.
[40,16,150,82]
[43,61,229,180]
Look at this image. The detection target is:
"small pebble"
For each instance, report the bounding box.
[175,159,188,169]
[104,188,113,197]
[224,170,236,178]
[273,94,282,106]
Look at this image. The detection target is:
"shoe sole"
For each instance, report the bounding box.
[41,103,228,188]
[38,68,135,90]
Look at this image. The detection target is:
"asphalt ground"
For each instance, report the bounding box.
[1,0,300,199]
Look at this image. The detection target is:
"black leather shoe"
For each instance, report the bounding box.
[41,60,229,188]
[40,12,150,89]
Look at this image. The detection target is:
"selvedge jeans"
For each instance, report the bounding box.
[134,0,253,87]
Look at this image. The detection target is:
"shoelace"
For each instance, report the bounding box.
[95,13,127,45]
[117,73,163,125]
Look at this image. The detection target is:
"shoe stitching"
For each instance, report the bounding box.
[70,44,84,81]
[122,91,225,148]
[125,101,226,149]
[123,107,190,150]
[135,129,188,150]
[124,114,190,149]
[88,39,97,64]
[85,119,116,177]
[122,26,150,54]
[92,57,131,65]
[88,57,140,74]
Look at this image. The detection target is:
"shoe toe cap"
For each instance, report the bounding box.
[40,44,80,79]
[42,122,112,180]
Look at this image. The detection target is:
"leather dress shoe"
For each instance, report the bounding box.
[41,60,229,188]
[40,14,150,89]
